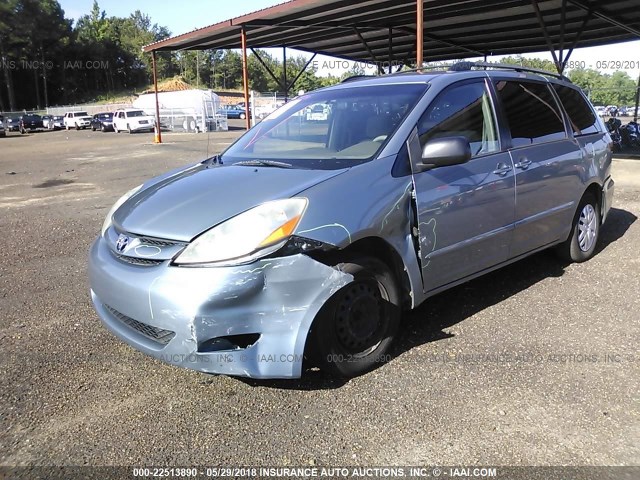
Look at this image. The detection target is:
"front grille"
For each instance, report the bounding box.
[112,252,164,266]
[104,305,175,346]
[137,237,180,248]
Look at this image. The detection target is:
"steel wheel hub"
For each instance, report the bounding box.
[578,204,597,252]
[335,281,383,354]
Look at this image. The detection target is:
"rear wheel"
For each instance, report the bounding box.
[556,193,600,262]
[75,123,80,131]
[311,257,401,378]
[127,124,133,134]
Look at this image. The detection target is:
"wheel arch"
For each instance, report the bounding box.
[583,181,603,217]
[307,236,413,312]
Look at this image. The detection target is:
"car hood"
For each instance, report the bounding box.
[113,163,347,242]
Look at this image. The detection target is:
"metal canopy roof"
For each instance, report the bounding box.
[143,0,640,64]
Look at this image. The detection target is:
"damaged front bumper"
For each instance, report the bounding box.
[88,238,352,379]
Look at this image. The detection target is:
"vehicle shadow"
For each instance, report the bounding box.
[239,207,636,391]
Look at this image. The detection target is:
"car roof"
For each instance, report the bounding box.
[326,66,576,92]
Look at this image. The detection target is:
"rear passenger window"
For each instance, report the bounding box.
[553,85,600,136]
[495,80,566,147]
[417,81,499,156]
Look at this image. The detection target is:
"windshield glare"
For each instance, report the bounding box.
[221,84,428,169]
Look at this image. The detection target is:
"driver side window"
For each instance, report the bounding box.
[418,81,500,157]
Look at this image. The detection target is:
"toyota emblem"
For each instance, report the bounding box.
[115,234,130,253]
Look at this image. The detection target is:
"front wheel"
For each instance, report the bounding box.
[556,193,601,262]
[311,257,401,378]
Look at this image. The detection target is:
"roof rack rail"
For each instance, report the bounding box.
[340,75,376,83]
[453,61,571,82]
[391,65,450,75]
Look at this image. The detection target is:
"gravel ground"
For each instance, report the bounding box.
[0,127,638,470]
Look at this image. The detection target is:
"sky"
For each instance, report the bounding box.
[58,0,640,79]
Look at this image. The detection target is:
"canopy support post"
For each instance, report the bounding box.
[388,26,393,74]
[152,50,162,144]
[283,46,288,101]
[416,0,423,70]
[634,73,640,123]
[241,26,251,130]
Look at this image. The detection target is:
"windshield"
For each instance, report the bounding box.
[221,83,428,169]
[76,112,89,116]
[127,110,146,117]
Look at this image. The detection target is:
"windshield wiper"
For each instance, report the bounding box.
[234,159,294,169]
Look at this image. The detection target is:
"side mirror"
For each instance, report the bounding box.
[420,136,471,170]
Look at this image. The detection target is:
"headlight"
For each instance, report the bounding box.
[101,185,143,236]
[174,198,308,266]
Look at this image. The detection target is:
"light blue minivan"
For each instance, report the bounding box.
[89,63,614,379]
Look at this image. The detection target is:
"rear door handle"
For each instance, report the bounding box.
[514,158,532,170]
[493,163,512,176]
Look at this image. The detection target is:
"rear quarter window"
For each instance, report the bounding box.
[553,84,601,136]
[495,80,567,147]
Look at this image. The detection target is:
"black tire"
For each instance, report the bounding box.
[556,193,601,263]
[91,125,96,131]
[311,257,401,378]
[101,124,106,132]
[127,124,132,134]
[75,123,80,130]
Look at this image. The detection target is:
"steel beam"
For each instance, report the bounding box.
[151,51,162,144]
[416,0,424,69]
[531,0,561,72]
[241,26,251,130]
[567,0,640,38]
[251,48,284,91]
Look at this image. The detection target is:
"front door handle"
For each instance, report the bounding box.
[514,158,532,170]
[493,163,512,176]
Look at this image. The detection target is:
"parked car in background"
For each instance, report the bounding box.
[91,112,114,132]
[89,63,613,379]
[42,115,54,129]
[221,104,250,120]
[112,109,155,133]
[605,105,618,117]
[48,115,64,130]
[63,111,92,130]
[306,104,330,121]
[19,114,44,133]
[0,117,5,137]
[594,106,606,116]
[5,116,21,132]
